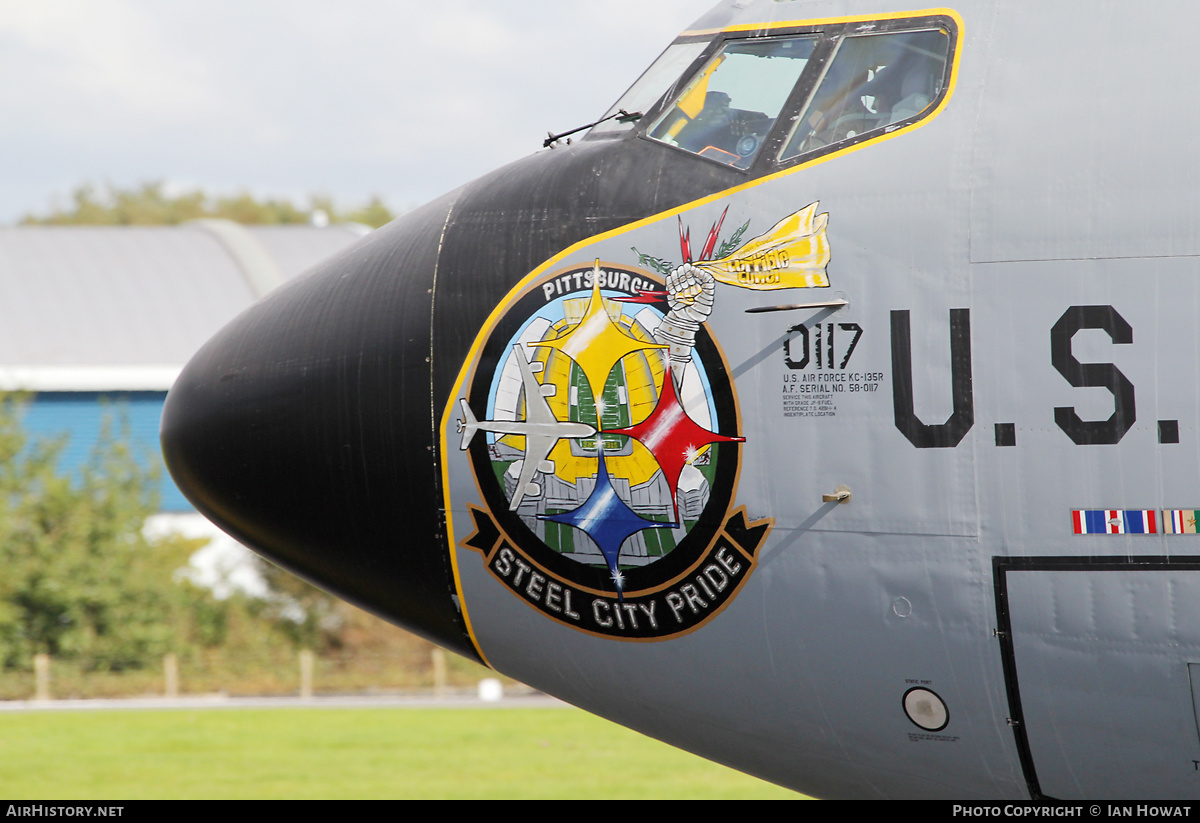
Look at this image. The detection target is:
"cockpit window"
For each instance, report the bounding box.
[645,36,818,169]
[590,42,709,136]
[780,28,951,160]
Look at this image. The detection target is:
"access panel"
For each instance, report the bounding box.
[995,558,1200,799]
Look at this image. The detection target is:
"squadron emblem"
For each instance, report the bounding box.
[450,204,830,639]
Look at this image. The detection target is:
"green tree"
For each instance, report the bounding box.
[251,556,345,652]
[0,398,208,672]
[341,196,395,229]
[21,182,397,229]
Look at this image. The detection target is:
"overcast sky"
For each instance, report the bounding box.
[0,0,709,224]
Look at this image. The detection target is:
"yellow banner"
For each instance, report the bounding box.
[694,202,831,290]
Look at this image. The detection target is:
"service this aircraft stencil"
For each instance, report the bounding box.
[161,0,1200,800]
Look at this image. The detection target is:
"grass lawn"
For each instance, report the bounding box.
[0,705,805,799]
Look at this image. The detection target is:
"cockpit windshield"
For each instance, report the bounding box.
[645,36,818,169]
[589,15,957,170]
[780,28,950,159]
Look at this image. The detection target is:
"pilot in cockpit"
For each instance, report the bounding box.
[862,48,938,124]
[798,40,940,152]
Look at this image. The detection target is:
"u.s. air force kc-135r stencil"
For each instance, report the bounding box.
[444,203,831,639]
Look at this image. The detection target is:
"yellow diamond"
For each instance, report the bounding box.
[529,261,666,402]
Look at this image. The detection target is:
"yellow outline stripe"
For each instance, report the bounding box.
[680,7,961,37]
[440,8,964,662]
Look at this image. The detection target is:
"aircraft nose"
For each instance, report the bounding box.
[161,197,482,662]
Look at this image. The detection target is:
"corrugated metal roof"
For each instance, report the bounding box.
[247,224,369,281]
[0,223,364,384]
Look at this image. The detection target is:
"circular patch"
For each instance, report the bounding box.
[453,260,769,640]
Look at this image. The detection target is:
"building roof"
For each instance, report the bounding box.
[0,221,367,389]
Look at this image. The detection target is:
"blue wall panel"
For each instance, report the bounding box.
[20,392,191,513]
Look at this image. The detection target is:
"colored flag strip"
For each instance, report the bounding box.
[1163,510,1200,534]
[1072,509,1159,534]
[1070,509,1200,534]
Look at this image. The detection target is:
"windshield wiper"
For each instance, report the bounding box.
[544,109,642,148]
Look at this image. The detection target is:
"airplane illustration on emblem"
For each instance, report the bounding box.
[457,344,597,510]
